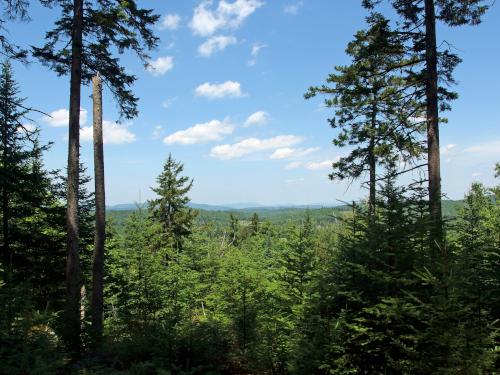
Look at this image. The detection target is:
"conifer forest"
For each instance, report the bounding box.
[1,1,500,374]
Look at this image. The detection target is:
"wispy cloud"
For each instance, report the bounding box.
[198,35,237,57]
[270,147,319,160]
[248,42,266,66]
[160,13,181,30]
[244,110,269,127]
[284,1,303,15]
[305,159,334,171]
[195,81,246,99]
[164,118,234,145]
[146,56,174,76]
[211,135,303,160]
[161,97,177,109]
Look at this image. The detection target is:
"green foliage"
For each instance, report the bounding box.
[149,154,197,251]
[33,0,159,119]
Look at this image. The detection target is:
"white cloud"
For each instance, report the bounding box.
[271,148,294,160]
[195,81,245,99]
[80,121,136,145]
[190,0,264,37]
[152,125,165,140]
[464,140,500,156]
[270,147,319,160]
[285,161,302,170]
[146,56,174,76]
[306,160,335,171]
[160,13,181,30]
[248,42,266,66]
[441,144,457,155]
[210,135,303,160]
[244,110,269,127]
[42,108,87,127]
[198,35,237,57]
[284,1,303,15]
[163,119,234,145]
[162,97,177,109]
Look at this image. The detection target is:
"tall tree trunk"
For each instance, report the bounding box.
[1,122,10,282]
[91,73,105,345]
[65,0,83,354]
[424,0,443,245]
[368,94,378,222]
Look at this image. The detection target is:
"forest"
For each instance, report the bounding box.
[1,0,499,374]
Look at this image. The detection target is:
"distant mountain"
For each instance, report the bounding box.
[107,202,340,212]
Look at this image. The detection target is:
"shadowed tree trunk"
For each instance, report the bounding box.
[65,0,83,354]
[424,0,443,246]
[91,73,105,345]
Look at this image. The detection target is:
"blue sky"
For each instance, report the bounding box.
[8,0,500,205]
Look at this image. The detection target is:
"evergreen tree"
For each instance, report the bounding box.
[362,0,491,244]
[306,14,425,218]
[0,60,51,283]
[149,154,197,251]
[33,0,159,350]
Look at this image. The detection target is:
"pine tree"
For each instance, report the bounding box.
[362,0,491,245]
[306,13,425,219]
[149,154,197,251]
[33,0,159,351]
[0,1,30,60]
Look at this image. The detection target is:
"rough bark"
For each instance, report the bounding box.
[65,0,83,354]
[91,73,105,344]
[424,0,443,246]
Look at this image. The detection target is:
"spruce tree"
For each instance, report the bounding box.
[149,154,197,251]
[0,60,50,283]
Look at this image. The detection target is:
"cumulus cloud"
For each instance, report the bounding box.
[146,56,174,76]
[198,35,237,57]
[42,108,87,127]
[244,110,269,127]
[270,147,319,160]
[195,81,245,99]
[80,121,136,145]
[163,119,234,145]
[284,1,303,15]
[190,0,264,37]
[160,13,181,30]
[210,135,303,160]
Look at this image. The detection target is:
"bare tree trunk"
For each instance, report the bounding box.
[424,0,443,246]
[91,73,105,345]
[368,94,378,222]
[1,123,11,283]
[65,0,83,354]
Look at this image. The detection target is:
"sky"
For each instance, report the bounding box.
[7,0,500,206]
